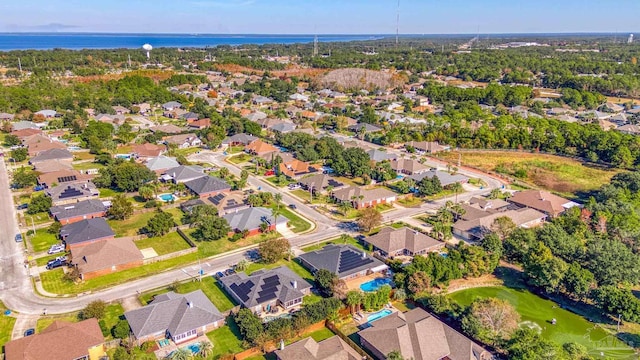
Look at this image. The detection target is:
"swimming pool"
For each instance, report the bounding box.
[360,278,393,292]
[115,154,132,159]
[367,309,393,323]
[158,193,175,202]
[185,343,200,354]
[67,146,81,151]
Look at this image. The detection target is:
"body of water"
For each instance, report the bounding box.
[449,286,636,359]
[0,33,382,51]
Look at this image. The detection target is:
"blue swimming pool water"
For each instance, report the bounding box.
[116,154,132,159]
[158,193,175,202]
[360,278,393,292]
[367,309,393,323]
[185,343,200,354]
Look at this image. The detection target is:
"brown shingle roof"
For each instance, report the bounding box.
[366,227,443,255]
[508,190,573,217]
[132,143,165,157]
[332,186,397,204]
[276,336,361,360]
[70,237,143,275]
[4,318,104,360]
[246,139,278,155]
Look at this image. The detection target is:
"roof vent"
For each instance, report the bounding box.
[187,301,193,308]
[292,280,297,289]
[362,251,366,259]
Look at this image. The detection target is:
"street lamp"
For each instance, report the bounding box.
[309,185,314,203]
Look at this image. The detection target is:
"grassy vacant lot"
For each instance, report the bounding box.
[71,162,104,171]
[35,303,124,340]
[268,204,312,233]
[244,259,315,284]
[30,229,60,253]
[301,235,365,253]
[0,301,16,352]
[108,209,183,237]
[194,230,280,258]
[439,151,620,194]
[140,276,236,312]
[72,151,95,161]
[206,318,244,358]
[134,232,191,255]
[23,211,53,226]
[228,153,253,164]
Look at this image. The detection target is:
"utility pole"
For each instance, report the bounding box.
[313,35,318,57]
[17,57,22,72]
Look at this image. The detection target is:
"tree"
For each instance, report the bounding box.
[81,300,106,320]
[314,269,338,296]
[338,200,352,215]
[47,221,62,234]
[27,194,52,214]
[198,341,213,358]
[138,185,155,201]
[346,290,363,313]
[236,259,249,271]
[111,161,156,192]
[170,347,192,360]
[488,188,503,199]
[491,216,517,240]
[3,134,20,146]
[387,350,404,360]
[461,298,520,345]
[184,204,218,225]
[193,215,231,241]
[357,207,382,232]
[10,147,28,162]
[12,167,37,188]
[235,308,264,345]
[523,242,568,293]
[562,262,595,300]
[407,271,431,294]
[258,238,290,264]
[430,206,453,241]
[143,211,175,237]
[112,319,131,339]
[507,328,561,360]
[108,194,133,220]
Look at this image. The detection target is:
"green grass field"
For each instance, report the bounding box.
[35,253,61,266]
[36,303,124,339]
[206,318,244,358]
[139,276,236,312]
[98,188,120,198]
[72,162,104,171]
[228,154,253,164]
[107,210,183,237]
[244,259,315,283]
[0,301,16,353]
[301,235,365,253]
[29,229,60,253]
[268,204,312,233]
[134,232,191,255]
[193,230,280,258]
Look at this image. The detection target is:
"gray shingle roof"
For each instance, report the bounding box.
[125,290,223,339]
[408,170,469,186]
[298,174,344,191]
[145,155,180,171]
[367,149,397,162]
[297,244,386,279]
[348,123,382,133]
[270,122,296,133]
[184,175,231,195]
[222,133,259,145]
[50,199,106,221]
[275,336,361,360]
[165,165,205,183]
[222,207,287,232]
[29,148,73,163]
[60,218,114,246]
[219,266,311,308]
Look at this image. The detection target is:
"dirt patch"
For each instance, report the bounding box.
[317,68,406,91]
[444,274,503,294]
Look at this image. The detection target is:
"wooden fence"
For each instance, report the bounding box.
[326,321,374,360]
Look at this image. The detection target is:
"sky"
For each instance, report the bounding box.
[0,0,638,34]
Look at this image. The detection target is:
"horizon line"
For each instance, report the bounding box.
[0,31,636,36]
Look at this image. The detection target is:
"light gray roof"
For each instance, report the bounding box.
[50,199,106,221]
[297,244,386,279]
[219,266,311,308]
[165,165,205,183]
[12,120,39,131]
[45,182,99,203]
[145,155,180,171]
[270,122,296,133]
[184,175,231,195]
[348,123,382,133]
[35,109,57,117]
[162,101,182,109]
[29,148,73,163]
[125,290,223,339]
[223,207,287,232]
[298,174,344,191]
[245,111,267,121]
[367,149,397,162]
[366,227,443,255]
[409,170,469,186]
[222,133,259,145]
[60,218,114,246]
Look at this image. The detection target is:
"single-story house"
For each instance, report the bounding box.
[59,218,115,249]
[270,122,296,134]
[69,237,144,280]
[331,186,397,209]
[298,244,387,281]
[348,123,383,134]
[132,143,166,159]
[223,207,288,236]
[188,118,210,130]
[37,169,93,188]
[162,165,205,183]
[358,308,492,360]
[145,155,181,175]
[112,105,130,115]
[32,159,74,174]
[162,101,182,111]
[365,227,444,259]
[29,148,73,166]
[390,158,430,175]
[617,124,640,135]
[245,111,268,122]
[298,174,344,194]
[222,133,259,147]
[219,266,311,315]
[468,196,510,211]
[45,182,100,206]
[278,159,321,179]
[35,109,57,118]
[406,141,451,154]
[50,199,107,225]
[0,112,15,121]
[125,290,224,345]
[208,191,250,215]
[4,318,106,360]
[163,133,202,148]
[11,128,42,139]
[367,149,397,163]
[181,111,199,122]
[24,135,67,156]
[453,205,547,241]
[11,120,39,131]
[276,336,361,360]
[408,170,470,187]
[245,139,279,156]
[507,190,579,218]
[184,175,231,199]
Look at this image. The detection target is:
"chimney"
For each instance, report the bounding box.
[292,280,297,289]
[362,251,366,259]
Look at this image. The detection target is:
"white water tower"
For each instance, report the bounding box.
[142,43,153,59]
[628,34,634,44]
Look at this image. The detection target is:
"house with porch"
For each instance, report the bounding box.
[298,244,387,281]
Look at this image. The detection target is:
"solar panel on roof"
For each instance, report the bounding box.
[209,193,225,205]
[338,250,374,273]
[57,175,77,183]
[58,187,84,199]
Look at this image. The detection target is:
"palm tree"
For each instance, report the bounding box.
[346,290,363,314]
[236,259,249,271]
[198,341,213,358]
[170,347,192,360]
[274,193,282,211]
[271,206,281,229]
[338,201,352,216]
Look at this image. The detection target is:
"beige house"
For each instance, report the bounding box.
[331,186,397,209]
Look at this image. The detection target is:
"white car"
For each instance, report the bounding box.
[47,244,65,254]
[288,184,301,190]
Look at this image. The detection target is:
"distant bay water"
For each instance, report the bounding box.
[0,33,384,51]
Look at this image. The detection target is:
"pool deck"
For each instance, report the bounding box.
[153,335,210,359]
[345,273,390,292]
[352,304,398,327]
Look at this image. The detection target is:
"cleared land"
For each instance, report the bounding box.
[439,151,620,194]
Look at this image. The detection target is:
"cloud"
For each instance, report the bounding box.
[4,23,80,32]
[190,0,255,8]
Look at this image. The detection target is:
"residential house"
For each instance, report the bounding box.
[245,139,279,156]
[602,102,625,113]
[223,207,288,236]
[299,110,319,121]
[145,155,181,175]
[4,318,106,360]
[331,186,397,209]
[275,336,361,360]
[617,124,640,135]
[188,118,210,130]
[367,149,397,163]
[132,143,166,159]
[32,159,74,174]
[453,204,546,241]
[162,165,205,183]
[59,218,115,249]
[208,191,250,215]
[45,182,99,206]
[406,141,451,154]
[507,190,579,218]
[270,122,296,134]
[348,123,383,134]
[164,133,202,148]
[298,244,387,281]
[37,169,92,188]
[256,117,286,129]
[35,109,57,118]
[50,199,107,225]
[181,111,199,122]
[245,111,268,122]
[112,105,130,115]
[298,174,344,194]
[468,196,511,211]
[11,128,41,139]
[278,159,321,179]
[23,134,66,156]
[162,101,182,111]
[11,120,39,131]
[358,308,492,360]
[184,175,231,199]
[409,170,469,187]
[29,148,73,166]
[219,266,311,314]
[69,237,143,280]
[390,158,429,175]
[150,124,184,134]
[124,290,224,345]
[365,227,444,259]
[222,133,259,147]
[0,112,15,121]
[289,93,309,103]
[134,103,151,114]
[253,96,274,106]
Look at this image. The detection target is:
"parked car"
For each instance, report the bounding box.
[225,268,236,276]
[288,184,301,190]
[33,185,45,191]
[46,259,66,270]
[288,204,297,210]
[16,203,28,210]
[14,233,22,242]
[48,244,65,254]
[245,249,261,261]
[214,272,225,279]
[23,329,34,337]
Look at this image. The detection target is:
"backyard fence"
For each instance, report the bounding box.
[326,321,374,360]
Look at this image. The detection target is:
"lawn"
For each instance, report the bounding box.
[304,327,335,343]
[72,151,95,161]
[267,204,312,233]
[36,303,124,339]
[163,207,185,225]
[108,211,158,237]
[206,318,244,358]
[35,253,62,267]
[174,147,201,157]
[228,153,253,164]
[396,196,422,207]
[134,232,191,255]
[98,188,120,198]
[23,211,53,226]
[192,229,280,258]
[301,235,365,253]
[72,162,104,171]
[244,259,315,284]
[438,151,621,195]
[0,301,16,353]
[140,276,236,312]
[29,229,60,253]
[226,146,245,154]
[289,189,328,204]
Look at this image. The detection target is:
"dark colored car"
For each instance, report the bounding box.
[215,272,225,279]
[15,233,23,242]
[16,203,28,210]
[288,204,297,210]
[46,259,66,270]
[24,328,35,337]
[34,185,45,191]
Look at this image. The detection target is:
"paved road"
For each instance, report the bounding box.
[0,143,503,315]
